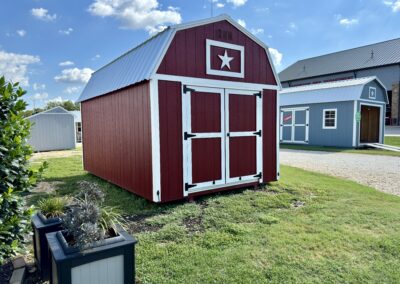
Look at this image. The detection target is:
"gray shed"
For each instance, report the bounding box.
[279,77,388,147]
[27,107,76,152]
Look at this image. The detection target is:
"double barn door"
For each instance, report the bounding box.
[182,85,262,196]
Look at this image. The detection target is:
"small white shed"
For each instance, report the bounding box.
[27,107,76,152]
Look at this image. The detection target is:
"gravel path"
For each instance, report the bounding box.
[280,149,400,196]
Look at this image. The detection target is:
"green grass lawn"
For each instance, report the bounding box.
[385,136,400,147]
[280,143,400,157]
[28,153,400,283]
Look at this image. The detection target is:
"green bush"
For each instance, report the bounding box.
[0,76,46,264]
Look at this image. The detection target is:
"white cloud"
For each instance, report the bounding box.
[54,67,94,84]
[383,1,400,12]
[59,61,75,67]
[237,19,246,28]
[33,92,48,100]
[250,28,264,35]
[91,54,101,60]
[46,96,65,103]
[88,0,182,34]
[33,83,46,91]
[268,48,282,66]
[16,30,26,37]
[227,0,248,7]
[216,3,225,8]
[31,8,57,22]
[64,86,81,94]
[59,28,74,35]
[339,18,359,27]
[0,50,40,86]
[285,22,298,34]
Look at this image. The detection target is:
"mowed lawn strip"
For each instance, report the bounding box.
[385,136,400,147]
[29,153,400,283]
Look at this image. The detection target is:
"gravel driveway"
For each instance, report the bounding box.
[280,149,400,196]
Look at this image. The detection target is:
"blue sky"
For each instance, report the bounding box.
[1,0,400,109]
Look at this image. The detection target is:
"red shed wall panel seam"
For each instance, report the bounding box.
[262,89,278,182]
[157,20,277,85]
[81,82,153,201]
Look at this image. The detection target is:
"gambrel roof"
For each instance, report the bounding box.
[280,76,388,106]
[78,14,280,102]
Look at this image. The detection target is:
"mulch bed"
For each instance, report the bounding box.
[0,261,13,284]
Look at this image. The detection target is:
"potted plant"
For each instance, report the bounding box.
[32,196,68,280]
[46,183,137,284]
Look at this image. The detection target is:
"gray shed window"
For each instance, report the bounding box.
[323,109,337,129]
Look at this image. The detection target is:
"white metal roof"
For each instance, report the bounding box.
[78,14,280,102]
[279,76,387,106]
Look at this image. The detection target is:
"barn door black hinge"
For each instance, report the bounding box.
[184,132,197,140]
[254,91,262,98]
[183,85,195,93]
[254,172,262,179]
[185,183,197,191]
[253,130,262,137]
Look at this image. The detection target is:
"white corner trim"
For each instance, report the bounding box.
[352,101,358,147]
[322,108,337,130]
[206,39,244,78]
[149,79,161,202]
[275,90,280,180]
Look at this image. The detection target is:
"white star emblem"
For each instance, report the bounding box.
[218,50,234,70]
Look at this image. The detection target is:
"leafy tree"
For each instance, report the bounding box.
[22,108,44,118]
[0,76,47,264]
[45,100,80,111]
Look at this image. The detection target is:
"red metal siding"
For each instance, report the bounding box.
[158,80,184,202]
[157,20,276,85]
[262,89,277,182]
[81,82,153,201]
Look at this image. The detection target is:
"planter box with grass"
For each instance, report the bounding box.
[46,226,137,284]
[32,212,63,281]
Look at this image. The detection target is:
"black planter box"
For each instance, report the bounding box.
[46,227,137,284]
[32,213,63,281]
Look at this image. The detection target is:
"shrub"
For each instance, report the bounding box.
[0,76,47,264]
[37,197,68,218]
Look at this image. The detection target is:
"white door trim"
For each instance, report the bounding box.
[225,89,263,184]
[182,85,226,196]
[358,102,383,145]
[153,74,279,91]
[280,107,309,144]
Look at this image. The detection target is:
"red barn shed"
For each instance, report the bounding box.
[78,14,281,203]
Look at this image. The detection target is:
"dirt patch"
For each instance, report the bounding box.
[183,200,208,234]
[34,181,64,194]
[124,214,164,234]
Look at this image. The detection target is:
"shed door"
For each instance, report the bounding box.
[360,105,380,143]
[182,86,226,194]
[280,108,309,143]
[182,86,263,196]
[225,89,263,183]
